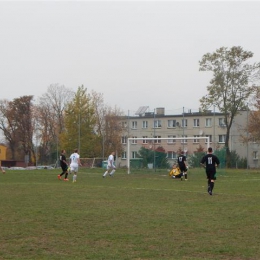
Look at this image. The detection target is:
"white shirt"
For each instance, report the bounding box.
[70,152,80,166]
[107,154,114,167]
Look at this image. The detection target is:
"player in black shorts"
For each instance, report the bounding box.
[58,150,69,181]
[177,151,188,180]
[200,147,220,195]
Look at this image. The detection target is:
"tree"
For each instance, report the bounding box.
[90,90,125,159]
[137,146,169,169]
[90,90,107,158]
[102,108,124,158]
[35,84,74,164]
[60,85,97,157]
[0,99,19,159]
[137,146,154,167]
[199,46,260,167]
[0,96,35,162]
[12,96,34,163]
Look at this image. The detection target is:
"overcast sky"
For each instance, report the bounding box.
[1,0,260,115]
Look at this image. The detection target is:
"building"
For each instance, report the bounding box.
[0,144,7,162]
[117,107,259,169]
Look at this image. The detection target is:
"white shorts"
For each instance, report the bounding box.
[70,164,79,173]
[107,164,116,170]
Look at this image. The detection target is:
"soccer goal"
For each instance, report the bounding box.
[127,136,210,174]
[80,158,103,168]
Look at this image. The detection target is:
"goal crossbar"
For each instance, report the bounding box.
[127,137,210,174]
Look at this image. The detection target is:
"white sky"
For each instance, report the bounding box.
[0,1,260,115]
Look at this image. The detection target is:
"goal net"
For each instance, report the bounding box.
[80,158,103,168]
[127,136,210,174]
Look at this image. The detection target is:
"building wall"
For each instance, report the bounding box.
[118,109,227,167]
[230,110,260,168]
[117,108,258,168]
[0,144,7,161]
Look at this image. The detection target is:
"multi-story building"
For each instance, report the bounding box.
[117,107,260,169]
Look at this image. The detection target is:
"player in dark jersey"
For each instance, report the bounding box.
[200,147,220,195]
[177,151,188,180]
[58,150,69,181]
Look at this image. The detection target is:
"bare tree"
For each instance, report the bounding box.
[35,84,74,164]
[0,99,19,159]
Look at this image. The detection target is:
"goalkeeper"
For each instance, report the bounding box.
[169,164,183,180]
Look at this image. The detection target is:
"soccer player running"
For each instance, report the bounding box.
[103,151,116,178]
[58,150,69,181]
[177,151,188,180]
[70,149,82,183]
[200,147,220,195]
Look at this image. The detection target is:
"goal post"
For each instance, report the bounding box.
[127,136,210,174]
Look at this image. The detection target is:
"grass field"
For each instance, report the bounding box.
[0,167,259,260]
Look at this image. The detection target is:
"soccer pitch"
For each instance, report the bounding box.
[0,168,259,260]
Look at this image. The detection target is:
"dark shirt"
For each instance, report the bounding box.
[60,154,67,168]
[200,154,220,173]
[177,154,186,168]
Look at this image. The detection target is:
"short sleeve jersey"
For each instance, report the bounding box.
[70,153,80,166]
[177,154,186,168]
[59,154,67,168]
[200,154,220,173]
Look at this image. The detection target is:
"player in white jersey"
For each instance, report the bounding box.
[103,151,116,178]
[70,149,82,183]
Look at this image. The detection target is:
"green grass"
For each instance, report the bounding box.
[0,167,259,260]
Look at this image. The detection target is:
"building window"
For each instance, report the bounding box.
[142,136,149,144]
[167,135,176,143]
[154,135,161,143]
[219,118,226,127]
[142,121,148,128]
[122,151,127,159]
[132,151,137,158]
[181,119,188,128]
[219,135,226,143]
[167,151,177,159]
[253,151,258,160]
[131,121,137,129]
[205,118,212,127]
[167,120,176,128]
[122,121,127,128]
[205,135,212,143]
[193,119,199,127]
[154,120,162,128]
[121,136,127,144]
[193,135,200,143]
[131,136,137,144]
[181,135,188,143]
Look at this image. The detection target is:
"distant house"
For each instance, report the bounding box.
[0,144,7,162]
[0,144,26,168]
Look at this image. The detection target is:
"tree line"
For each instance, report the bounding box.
[0,84,124,166]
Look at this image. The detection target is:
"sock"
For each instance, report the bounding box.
[73,174,77,181]
[103,171,108,177]
[185,173,187,179]
[210,182,214,191]
[207,180,211,192]
[65,172,68,179]
[110,169,116,175]
[60,172,65,176]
